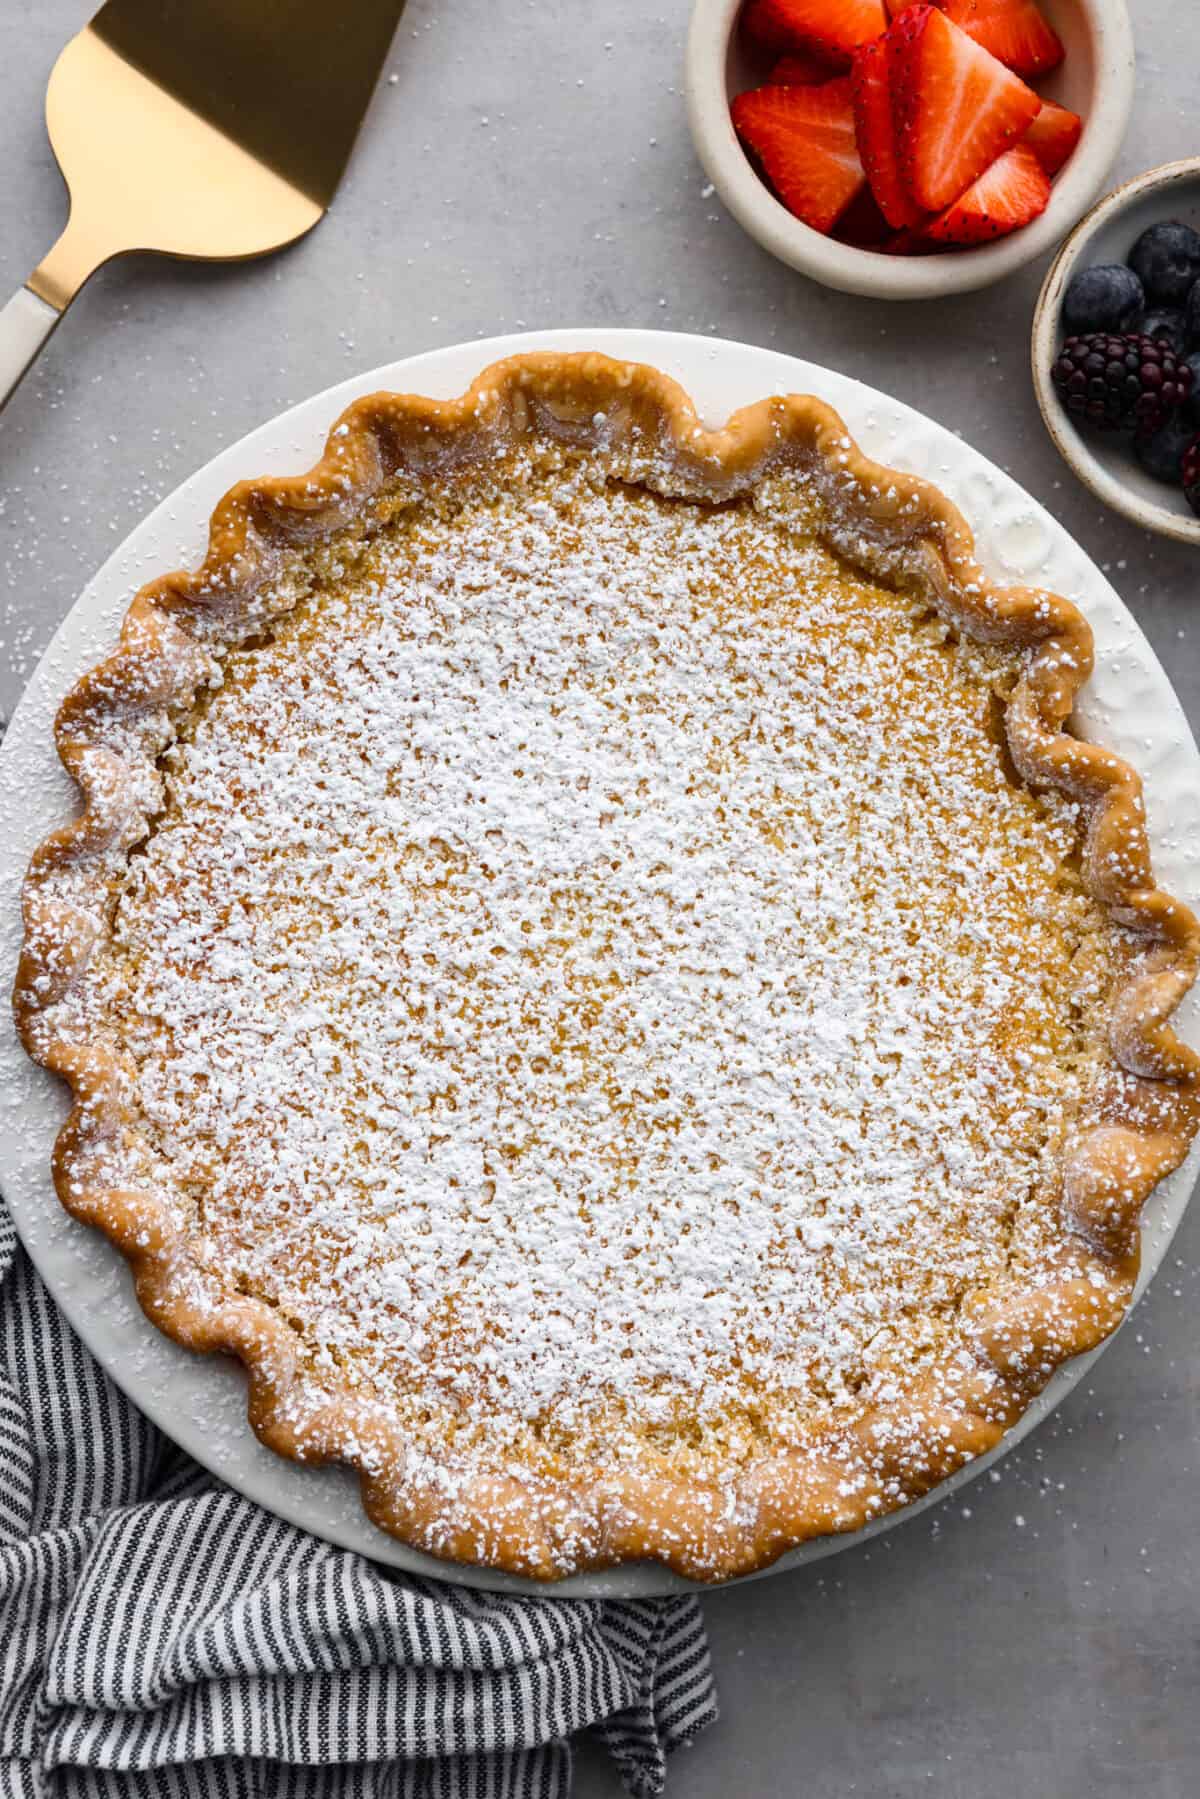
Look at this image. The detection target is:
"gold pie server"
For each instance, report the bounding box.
[0,0,407,410]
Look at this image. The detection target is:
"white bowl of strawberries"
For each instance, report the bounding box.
[685,0,1135,296]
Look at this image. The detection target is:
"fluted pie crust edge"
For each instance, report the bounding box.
[14,353,1200,1581]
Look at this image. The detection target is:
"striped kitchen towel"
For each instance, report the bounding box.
[0,1209,717,1797]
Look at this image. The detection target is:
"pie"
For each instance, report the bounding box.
[15,353,1200,1582]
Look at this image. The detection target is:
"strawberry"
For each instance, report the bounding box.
[731,78,867,233]
[739,0,888,69]
[891,6,1040,213]
[769,50,841,83]
[1022,98,1083,176]
[742,0,785,51]
[882,0,1064,73]
[923,142,1050,242]
[833,184,894,246]
[742,0,794,52]
[885,3,932,66]
[939,0,1064,77]
[851,33,926,230]
[883,227,943,253]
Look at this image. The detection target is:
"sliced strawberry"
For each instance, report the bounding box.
[769,50,841,84]
[742,0,792,52]
[1022,98,1082,176]
[885,2,933,65]
[731,78,867,233]
[742,0,808,54]
[742,0,781,51]
[883,227,943,253]
[940,0,1064,76]
[923,142,1050,242]
[851,34,926,230]
[883,0,1064,71]
[892,6,1040,213]
[833,184,894,246]
[739,0,888,69]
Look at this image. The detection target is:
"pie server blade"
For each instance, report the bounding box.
[0,0,408,411]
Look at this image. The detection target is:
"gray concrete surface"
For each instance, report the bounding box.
[2,2,1198,1794]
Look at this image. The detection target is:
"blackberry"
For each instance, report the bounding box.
[1129,221,1200,305]
[1062,263,1143,332]
[1051,332,1193,435]
[1134,412,1195,485]
[1186,276,1200,346]
[1184,434,1200,518]
[1184,350,1200,425]
[1135,307,1188,354]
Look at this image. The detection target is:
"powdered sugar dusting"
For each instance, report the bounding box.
[90,445,1124,1483]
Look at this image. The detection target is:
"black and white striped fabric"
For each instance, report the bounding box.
[0,1209,716,1797]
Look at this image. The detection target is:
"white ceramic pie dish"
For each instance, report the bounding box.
[2,327,1198,1597]
[684,0,1135,298]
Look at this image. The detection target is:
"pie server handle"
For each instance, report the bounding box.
[0,285,61,414]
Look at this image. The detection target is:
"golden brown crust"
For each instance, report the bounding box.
[13,352,1200,1581]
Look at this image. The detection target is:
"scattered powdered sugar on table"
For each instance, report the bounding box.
[92,447,1123,1481]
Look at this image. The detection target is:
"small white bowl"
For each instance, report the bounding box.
[1032,159,1200,544]
[684,0,1135,299]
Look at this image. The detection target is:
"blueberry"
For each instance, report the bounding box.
[1128,220,1200,305]
[1186,277,1200,346]
[1134,307,1189,353]
[1185,350,1200,424]
[1062,263,1143,332]
[1134,411,1196,486]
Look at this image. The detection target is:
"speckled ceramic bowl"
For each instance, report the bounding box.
[1032,159,1200,544]
[685,0,1135,299]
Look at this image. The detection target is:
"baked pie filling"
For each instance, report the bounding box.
[17,356,1200,1578]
